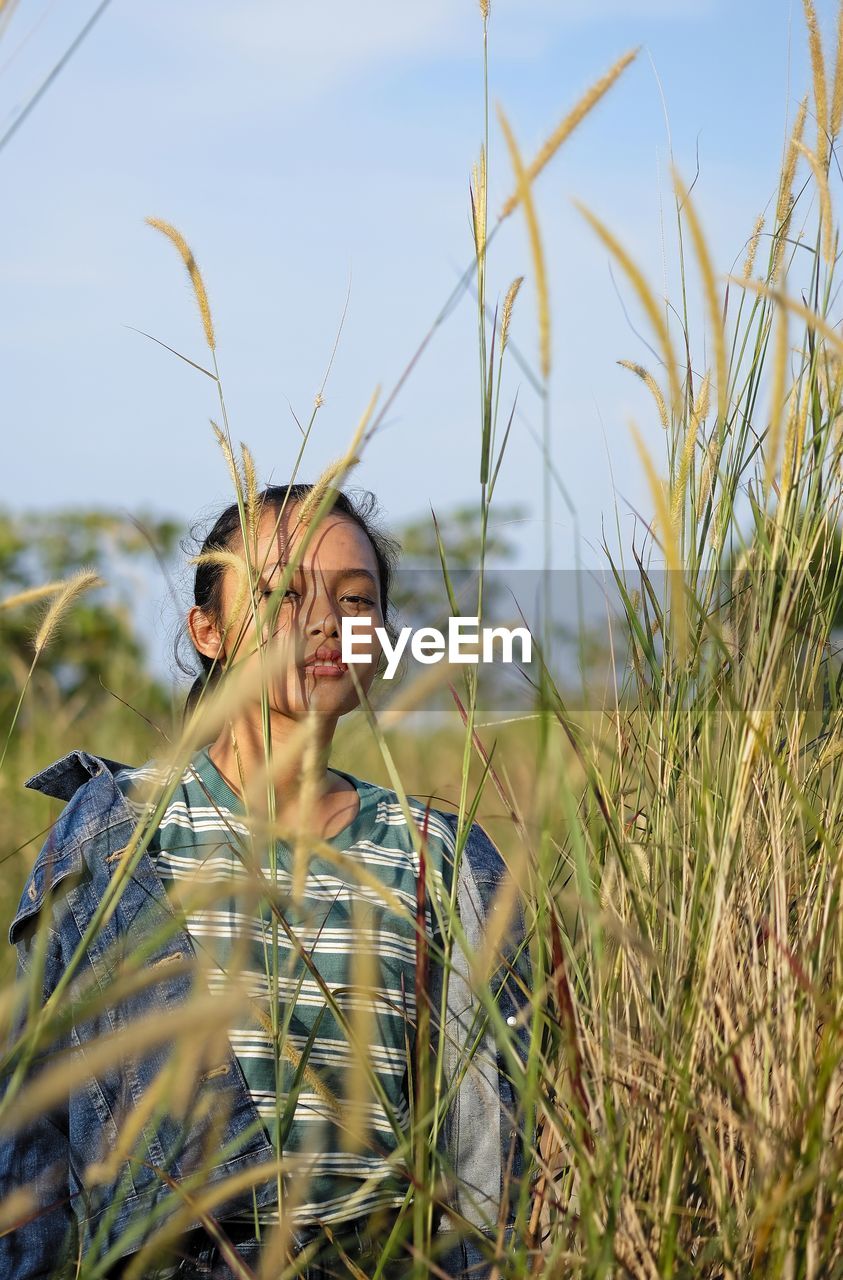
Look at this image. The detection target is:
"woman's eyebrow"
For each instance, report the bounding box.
[337,568,378,586]
[266,563,377,586]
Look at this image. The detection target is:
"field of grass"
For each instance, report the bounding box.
[4,1,843,1276]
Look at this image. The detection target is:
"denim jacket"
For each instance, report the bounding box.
[0,750,532,1279]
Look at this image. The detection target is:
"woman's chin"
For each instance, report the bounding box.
[265,684,361,720]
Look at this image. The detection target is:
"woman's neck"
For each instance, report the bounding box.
[207,709,343,820]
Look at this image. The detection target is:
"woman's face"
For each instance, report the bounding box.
[192,501,385,722]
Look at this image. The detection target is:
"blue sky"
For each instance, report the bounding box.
[0,0,821,594]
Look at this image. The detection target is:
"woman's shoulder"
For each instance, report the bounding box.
[10,751,151,947]
[23,750,145,845]
[25,748,137,804]
[24,749,187,834]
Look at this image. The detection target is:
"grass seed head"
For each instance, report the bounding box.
[34,569,103,656]
[693,368,712,426]
[500,275,524,356]
[618,360,669,430]
[794,139,835,267]
[211,420,242,494]
[670,402,702,534]
[742,213,765,279]
[500,47,639,221]
[241,442,259,546]
[295,457,357,528]
[1,581,65,611]
[802,0,829,169]
[831,0,843,136]
[772,97,808,281]
[581,201,683,419]
[672,167,727,425]
[146,216,216,351]
[497,105,551,381]
[471,143,487,261]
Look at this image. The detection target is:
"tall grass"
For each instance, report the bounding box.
[4,2,843,1277]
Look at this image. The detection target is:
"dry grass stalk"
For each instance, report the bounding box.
[500,275,524,355]
[33,569,103,655]
[669,415,700,538]
[729,274,843,359]
[742,213,765,279]
[84,1061,174,1187]
[803,0,829,169]
[211,419,242,493]
[497,105,551,381]
[765,306,790,500]
[344,896,379,1153]
[579,202,684,419]
[499,48,639,220]
[241,441,259,548]
[772,97,808,281]
[249,995,342,1115]
[779,378,811,501]
[670,370,710,533]
[296,456,357,528]
[693,366,711,424]
[778,97,809,226]
[471,143,487,261]
[832,0,843,137]
[0,581,65,611]
[673,169,728,425]
[254,1164,325,1280]
[297,388,376,526]
[470,865,523,986]
[291,707,321,905]
[617,360,669,430]
[630,419,686,655]
[145,215,216,351]
[794,139,835,266]
[189,549,250,644]
[0,1187,36,1236]
[0,988,244,1133]
[120,1161,287,1280]
[630,421,677,564]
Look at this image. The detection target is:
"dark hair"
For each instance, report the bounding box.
[179,483,402,716]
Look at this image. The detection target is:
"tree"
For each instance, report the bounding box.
[0,509,178,716]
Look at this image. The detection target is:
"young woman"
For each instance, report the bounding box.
[0,484,531,1280]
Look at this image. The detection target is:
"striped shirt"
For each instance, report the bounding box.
[114,749,457,1230]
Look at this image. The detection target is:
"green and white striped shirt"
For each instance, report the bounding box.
[114,749,456,1229]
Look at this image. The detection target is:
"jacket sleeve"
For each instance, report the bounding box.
[429,818,532,1279]
[0,913,78,1280]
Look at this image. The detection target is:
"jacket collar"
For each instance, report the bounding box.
[25,749,134,802]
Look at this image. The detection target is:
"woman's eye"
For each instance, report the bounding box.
[342,595,375,607]
[259,587,298,601]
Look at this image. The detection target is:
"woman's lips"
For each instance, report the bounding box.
[303,660,348,677]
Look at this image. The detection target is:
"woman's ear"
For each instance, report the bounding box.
[188,605,224,663]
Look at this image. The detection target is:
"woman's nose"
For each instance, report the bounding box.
[306,594,341,638]
[311,613,340,639]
